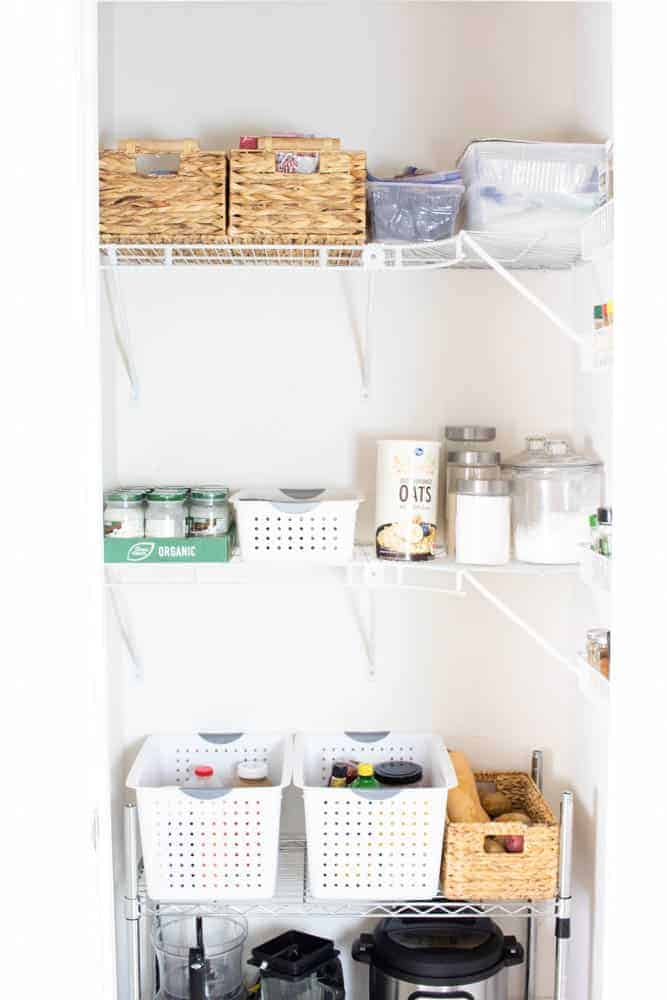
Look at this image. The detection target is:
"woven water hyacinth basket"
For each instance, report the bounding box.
[228,137,366,244]
[442,770,560,900]
[100,139,227,244]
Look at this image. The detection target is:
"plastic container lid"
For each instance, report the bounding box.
[447,450,501,466]
[375,761,423,786]
[455,479,511,496]
[331,763,348,779]
[445,426,496,443]
[503,437,601,471]
[194,765,214,778]
[237,761,269,781]
[190,486,230,502]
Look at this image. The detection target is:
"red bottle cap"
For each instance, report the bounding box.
[194,765,214,778]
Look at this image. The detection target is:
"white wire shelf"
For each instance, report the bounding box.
[572,653,610,707]
[136,837,559,920]
[100,202,612,273]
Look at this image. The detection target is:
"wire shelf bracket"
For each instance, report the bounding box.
[102,266,139,400]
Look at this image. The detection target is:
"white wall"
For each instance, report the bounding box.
[99,4,611,1000]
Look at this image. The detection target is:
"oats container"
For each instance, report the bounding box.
[375,440,440,560]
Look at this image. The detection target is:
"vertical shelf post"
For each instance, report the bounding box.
[524,750,544,1000]
[554,790,574,1000]
[124,803,142,1000]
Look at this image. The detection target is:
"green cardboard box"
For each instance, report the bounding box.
[104,529,235,564]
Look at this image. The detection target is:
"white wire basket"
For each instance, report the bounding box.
[294,730,457,900]
[127,732,292,902]
[230,489,362,564]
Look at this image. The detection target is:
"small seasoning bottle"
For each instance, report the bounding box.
[188,486,231,537]
[329,763,348,788]
[597,507,612,557]
[586,628,610,675]
[350,763,380,789]
[236,762,271,788]
[193,764,216,788]
[145,488,189,538]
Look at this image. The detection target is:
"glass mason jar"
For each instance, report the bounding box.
[103,489,145,538]
[503,438,602,564]
[455,478,511,566]
[446,450,501,557]
[145,488,189,538]
[188,486,231,537]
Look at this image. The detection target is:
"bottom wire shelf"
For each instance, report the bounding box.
[136,837,559,920]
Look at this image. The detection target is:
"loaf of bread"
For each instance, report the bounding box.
[447,750,490,823]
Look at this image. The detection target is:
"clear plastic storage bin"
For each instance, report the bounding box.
[294,730,457,900]
[231,489,362,564]
[126,732,292,901]
[458,140,609,233]
[367,182,464,242]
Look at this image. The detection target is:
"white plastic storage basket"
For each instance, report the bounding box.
[126,732,291,902]
[294,731,457,900]
[458,139,610,233]
[230,489,362,564]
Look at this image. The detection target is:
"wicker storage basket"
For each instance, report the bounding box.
[442,771,559,900]
[100,139,227,244]
[228,137,366,244]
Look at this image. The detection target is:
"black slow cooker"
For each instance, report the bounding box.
[352,917,523,1000]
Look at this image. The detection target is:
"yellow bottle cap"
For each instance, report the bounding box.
[358,763,374,777]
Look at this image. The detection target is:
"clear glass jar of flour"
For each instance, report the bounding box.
[503,438,602,564]
[446,450,501,557]
[455,478,511,565]
[145,488,189,538]
[188,487,231,537]
[104,489,145,538]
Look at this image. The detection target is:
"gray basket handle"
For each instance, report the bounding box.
[279,489,326,500]
[344,731,390,742]
[350,788,402,800]
[198,732,243,744]
[180,788,233,800]
[271,502,322,514]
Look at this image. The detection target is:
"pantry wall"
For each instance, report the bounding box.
[98,4,612,1000]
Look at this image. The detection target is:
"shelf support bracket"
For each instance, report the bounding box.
[461,570,572,670]
[460,232,584,348]
[108,584,143,682]
[339,271,377,399]
[103,268,139,400]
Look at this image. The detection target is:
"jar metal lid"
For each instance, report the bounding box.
[191,486,230,502]
[455,478,511,496]
[447,450,501,466]
[238,761,268,780]
[445,426,496,443]
[104,489,145,503]
[586,627,609,645]
[148,489,189,502]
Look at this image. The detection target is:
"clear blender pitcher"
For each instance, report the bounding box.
[152,914,247,1000]
[248,931,345,1000]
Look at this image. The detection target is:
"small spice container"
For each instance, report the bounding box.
[597,506,612,556]
[145,488,189,538]
[455,479,511,565]
[586,628,610,677]
[236,762,272,788]
[446,450,501,557]
[104,489,145,538]
[188,486,231,537]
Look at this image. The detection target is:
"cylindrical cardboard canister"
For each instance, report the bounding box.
[375,439,440,560]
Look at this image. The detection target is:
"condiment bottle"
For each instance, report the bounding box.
[193,764,216,788]
[350,763,380,789]
[237,762,271,788]
[329,763,348,788]
[597,506,612,556]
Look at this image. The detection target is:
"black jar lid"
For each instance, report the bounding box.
[597,506,612,524]
[375,761,423,786]
[248,931,338,981]
[362,918,511,985]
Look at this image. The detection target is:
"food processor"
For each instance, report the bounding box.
[152,913,247,1000]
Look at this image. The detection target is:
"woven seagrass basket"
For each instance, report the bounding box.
[228,136,366,244]
[100,139,227,244]
[442,771,559,900]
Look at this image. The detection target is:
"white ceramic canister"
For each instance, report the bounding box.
[455,478,511,566]
[376,440,440,560]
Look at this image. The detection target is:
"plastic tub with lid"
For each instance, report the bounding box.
[503,437,602,564]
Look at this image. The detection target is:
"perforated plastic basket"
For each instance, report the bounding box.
[230,489,362,564]
[127,732,291,902]
[294,731,457,899]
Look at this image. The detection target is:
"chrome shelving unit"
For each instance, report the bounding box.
[123,752,574,1000]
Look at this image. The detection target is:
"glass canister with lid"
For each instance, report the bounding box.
[104,489,145,538]
[503,437,602,564]
[445,449,501,557]
[145,488,189,538]
[188,486,231,537]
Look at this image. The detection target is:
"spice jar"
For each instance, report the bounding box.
[446,450,501,557]
[586,628,610,677]
[188,486,231,537]
[597,506,612,556]
[145,488,189,538]
[104,489,145,538]
[236,762,271,788]
[455,478,511,565]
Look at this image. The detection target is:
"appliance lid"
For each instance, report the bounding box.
[367,918,508,983]
[248,930,339,981]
